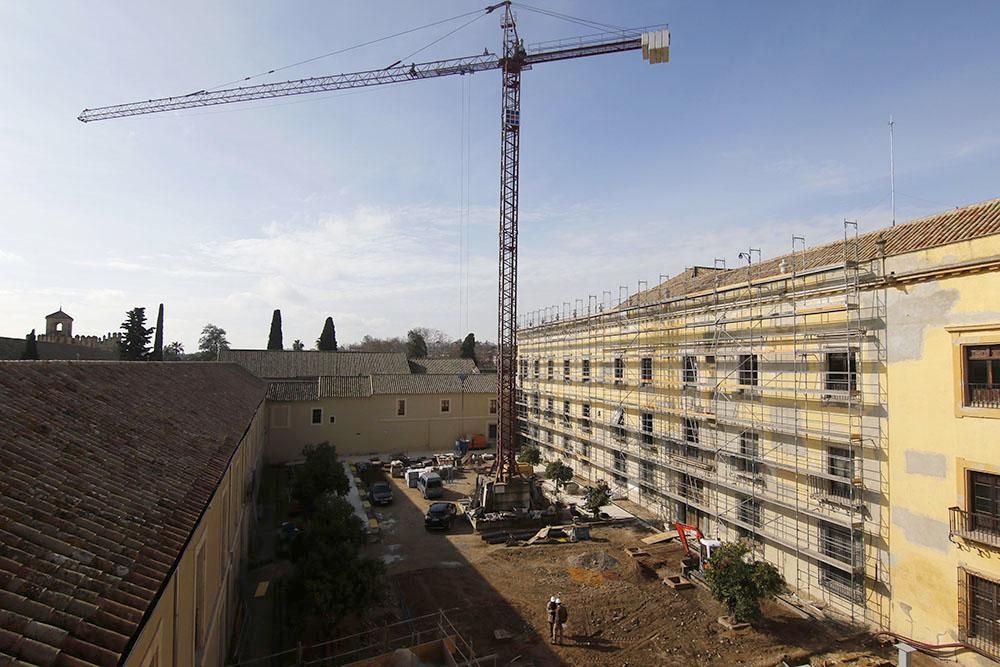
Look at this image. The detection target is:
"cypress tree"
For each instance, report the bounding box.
[317,317,338,351]
[21,329,39,360]
[460,333,477,361]
[268,309,284,350]
[151,303,164,361]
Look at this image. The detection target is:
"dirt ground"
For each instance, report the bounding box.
[361,468,902,667]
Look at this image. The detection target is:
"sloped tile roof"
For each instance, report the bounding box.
[408,358,480,375]
[265,380,318,401]
[0,361,265,667]
[44,310,73,321]
[318,376,373,398]
[0,337,118,361]
[219,350,409,379]
[625,196,1000,307]
[371,373,496,395]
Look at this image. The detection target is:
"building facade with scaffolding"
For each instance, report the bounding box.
[515,197,1000,644]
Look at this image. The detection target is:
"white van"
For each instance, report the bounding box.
[417,471,444,499]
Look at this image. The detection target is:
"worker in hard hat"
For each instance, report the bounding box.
[546,596,558,641]
[553,598,568,645]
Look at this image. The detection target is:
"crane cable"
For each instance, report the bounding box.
[512,2,625,33]
[205,7,491,92]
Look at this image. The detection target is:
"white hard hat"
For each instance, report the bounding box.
[550,596,556,602]
[555,598,561,604]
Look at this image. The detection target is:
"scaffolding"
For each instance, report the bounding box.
[515,227,889,629]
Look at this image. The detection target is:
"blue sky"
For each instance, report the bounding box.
[2,1,999,350]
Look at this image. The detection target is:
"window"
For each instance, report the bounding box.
[582,359,591,382]
[640,459,654,484]
[738,354,758,386]
[488,423,497,439]
[440,399,451,413]
[820,563,862,602]
[580,441,591,458]
[545,398,554,422]
[826,351,857,391]
[563,359,571,381]
[828,446,854,498]
[736,431,759,474]
[562,400,571,425]
[581,403,592,432]
[531,393,540,415]
[533,359,540,378]
[613,409,626,440]
[640,357,653,384]
[310,408,323,425]
[547,360,554,380]
[969,471,1000,543]
[270,405,290,429]
[396,399,406,416]
[613,450,627,472]
[961,571,1000,659]
[820,521,860,567]
[684,418,699,444]
[546,430,554,444]
[641,412,654,445]
[683,356,698,384]
[739,496,761,527]
[965,345,1000,408]
[489,398,497,415]
[614,357,624,383]
[329,415,336,424]
[680,474,703,502]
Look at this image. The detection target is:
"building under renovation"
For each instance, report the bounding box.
[516,197,1000,659]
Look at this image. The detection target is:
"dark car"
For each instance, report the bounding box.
[424,502,458,530]
[369,481,393,505]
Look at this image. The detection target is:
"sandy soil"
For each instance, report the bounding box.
[351,467,903,666]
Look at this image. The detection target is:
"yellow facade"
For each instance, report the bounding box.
[517,223,1000,659]
[125,407,267,667]
[885,237,1000,664]
[266,391,497,462]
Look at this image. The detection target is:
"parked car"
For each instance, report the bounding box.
[417,471,444,499]
[424,502,458,530]
[369,481,393,505]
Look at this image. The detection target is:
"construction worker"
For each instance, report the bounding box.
[546,596,558,640]
[554,598,568,645]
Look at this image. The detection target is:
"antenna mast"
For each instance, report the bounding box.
[889,115,895,227]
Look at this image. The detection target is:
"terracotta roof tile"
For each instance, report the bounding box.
[623,197,1000,308]
[371,373,496,395]
[220,349,409,378]
[407,358,480,375]
[0,361,265,666]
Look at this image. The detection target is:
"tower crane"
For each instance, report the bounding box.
[80,2,670,483]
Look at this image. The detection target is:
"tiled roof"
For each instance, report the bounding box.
[0,337,118,361]
[625,196,1000,307]
[318,376,373,398]
[219,350,409,379]
[45,310,73,321]
[265,380,318,401]
[0,362,265,667]
[408,358,480,375]
[371,373,496,395]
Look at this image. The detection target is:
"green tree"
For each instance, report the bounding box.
[119,307,153,360]
[460,332,477,362]
[198,324,229,361]
[164,341,184,361]
[545,461,574,488]
[292,442,350,513]
[267,309,283,350]
[517,446,540,465]
[288,494,385,635]
[292,339,305,351]
[406,328,428,358]
[583,480,611,517]
[21,329,39,360]
[317,316,338,351]
[151,303,164,361]
[705,542,787,623]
